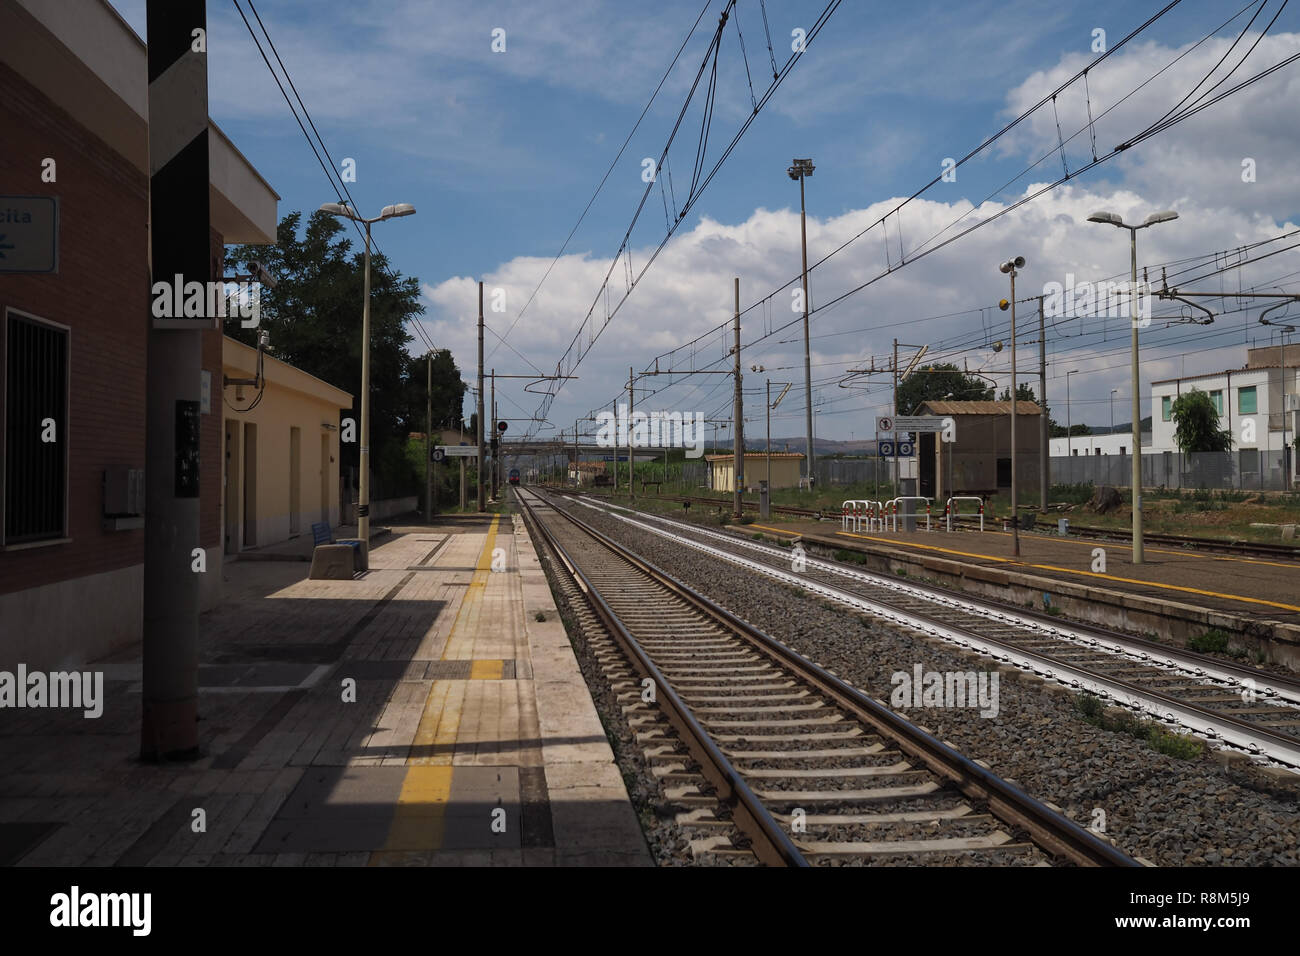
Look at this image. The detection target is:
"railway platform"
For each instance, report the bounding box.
[0,514,649,867]
[737,517,1300,669]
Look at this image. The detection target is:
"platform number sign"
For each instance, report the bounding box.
[898,442,914,457]
[878,440,894,457]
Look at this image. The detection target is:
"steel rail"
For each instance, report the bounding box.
[563,493,1300,769]
[515,488,809,867]
[573,496,1300,707]
[526,488,1138,866]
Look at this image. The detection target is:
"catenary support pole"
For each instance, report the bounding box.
[141,0,208,760]
[477,281,485,512]
[1039,294,1048,511]
[733,277,743,516]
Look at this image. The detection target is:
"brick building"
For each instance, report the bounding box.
[0,0,277,669]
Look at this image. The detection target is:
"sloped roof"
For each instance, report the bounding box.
[705,452,806,462]
[919,400,1041,415]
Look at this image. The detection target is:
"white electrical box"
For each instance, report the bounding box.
[103,466,145,529]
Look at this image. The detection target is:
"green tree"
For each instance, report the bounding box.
[1171,389,1233,452]
[226,210,461,494]
[896,364,993,415]
[998,383,1068,434]
[400,349,467,436]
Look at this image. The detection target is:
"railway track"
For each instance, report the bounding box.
[556,487,1300,562]
[1058,523,1300,561]
[555,491,1300,772]
[515,487,1136,867]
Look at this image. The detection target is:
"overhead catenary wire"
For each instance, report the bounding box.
[232,0,439,355]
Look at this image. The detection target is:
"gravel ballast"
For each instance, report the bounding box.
[558,496,1300,866]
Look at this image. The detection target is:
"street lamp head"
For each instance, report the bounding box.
[1144,210,1178,227]
[319,202,353,218]
[788,158,814,180]
[381,203,417,219]
[1087,210,1123,226]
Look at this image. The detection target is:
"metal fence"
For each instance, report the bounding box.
[1052,449,1293,491]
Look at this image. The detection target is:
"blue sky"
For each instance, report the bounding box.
[110,0,1300,440]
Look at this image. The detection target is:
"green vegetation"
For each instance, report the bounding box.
[1074,694,1204,760]
[1171,389,1233,453]
[1187,629,1230,654]
[896,363,993,415]
[228,210,466,508]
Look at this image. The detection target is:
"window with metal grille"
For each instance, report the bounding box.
[3,308,69,544]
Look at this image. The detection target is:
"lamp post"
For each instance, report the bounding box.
[788,157,816,489]
[998,256,1026,556]
[1088,208,1177,564]
[1110,388,1118,434]
[319,201,416,564]
[1261,313,1297,487]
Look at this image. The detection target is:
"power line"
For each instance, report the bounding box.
[487,0,715,364]
[231,0,439,355]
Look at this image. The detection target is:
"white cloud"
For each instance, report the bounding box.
[420,180,1300,438]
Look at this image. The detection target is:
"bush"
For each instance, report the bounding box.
[1187,629,1230,654]
[1075,693,1203,760]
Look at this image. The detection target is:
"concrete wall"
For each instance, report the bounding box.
[220,358,348,553]
[0,564,143,671]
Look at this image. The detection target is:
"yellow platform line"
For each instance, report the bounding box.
[371,517,507,861]
[1016,562,1300,614]
[833,531,1300,613]
[409,680,464,767]
[369,765,454,861]
[441,515,501,660]
[470,659,505,680]
[974,525,1300,570]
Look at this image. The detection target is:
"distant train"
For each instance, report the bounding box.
[508,468,520,486]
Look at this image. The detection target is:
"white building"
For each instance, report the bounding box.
[1049,432,1148,457]
[1049,345,1298,488]
[1150,345,1297,484]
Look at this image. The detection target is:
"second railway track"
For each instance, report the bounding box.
[556,491,1300,772]
[515,486,1136,867]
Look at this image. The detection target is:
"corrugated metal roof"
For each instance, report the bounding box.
[918,400,1041,415]
[705,452,807,461]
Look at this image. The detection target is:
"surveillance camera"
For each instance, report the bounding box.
[249,260,278,290]
[258,329,271,349]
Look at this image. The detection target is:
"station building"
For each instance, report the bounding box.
[220,337,352,554]
[915,400,1042,500]
[0,0,278,669]
[705,452,806,492]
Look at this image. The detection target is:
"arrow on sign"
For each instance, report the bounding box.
[0,235,13,259]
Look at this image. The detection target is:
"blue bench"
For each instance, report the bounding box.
[312,522,360,551]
